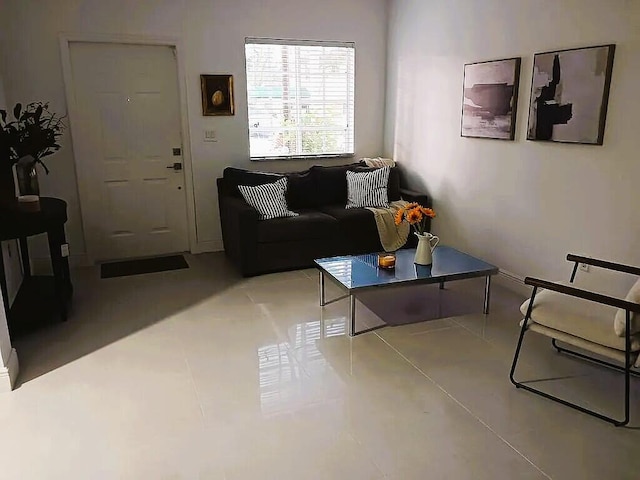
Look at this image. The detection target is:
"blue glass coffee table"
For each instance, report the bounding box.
[315,246,499,336]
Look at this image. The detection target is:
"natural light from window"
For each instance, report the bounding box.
[245,38,355,159]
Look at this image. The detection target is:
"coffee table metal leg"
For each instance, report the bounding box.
[483,275,491,314]
[439,281,445,290]
[319,270,325,306]
[349,294,356,337]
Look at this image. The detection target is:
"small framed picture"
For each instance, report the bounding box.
[200,74,234,116]
[461,57,521,140]
[527,44,615,145]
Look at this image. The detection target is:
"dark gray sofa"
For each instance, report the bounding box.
[217,162,430,277]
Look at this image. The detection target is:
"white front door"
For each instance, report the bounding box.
[69,42,189,261]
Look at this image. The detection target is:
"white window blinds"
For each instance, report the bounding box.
[245,38,355,159]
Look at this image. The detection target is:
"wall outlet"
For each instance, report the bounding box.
[579,263,590,273]
[61,244,70,257]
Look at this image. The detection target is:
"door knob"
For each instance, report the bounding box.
[167,162,183,171]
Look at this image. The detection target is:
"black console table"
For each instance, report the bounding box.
[0,197,73,337]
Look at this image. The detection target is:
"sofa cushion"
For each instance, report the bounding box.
[285,169,318,210]
[346,166,390,209]
[319,206,382,252]
[238,177,298,220]
[520,284,640,352]
[222,167,283,197]
[256,210,339,243]
[310,163,360,206]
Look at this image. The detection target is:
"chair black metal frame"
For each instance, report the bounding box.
[509,254,640,426]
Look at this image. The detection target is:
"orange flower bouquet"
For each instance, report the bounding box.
[394,203,436,236]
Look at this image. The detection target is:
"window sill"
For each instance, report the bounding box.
[250,154,355,162]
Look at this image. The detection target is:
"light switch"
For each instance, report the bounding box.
[204,130,217,142]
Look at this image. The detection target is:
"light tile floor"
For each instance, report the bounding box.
[1,252,639,479]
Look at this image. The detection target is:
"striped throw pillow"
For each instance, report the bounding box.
[345,166,391,209]
[238,177,299,220]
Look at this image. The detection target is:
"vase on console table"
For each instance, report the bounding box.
[414,232,439,265]
[16,155,40,197]
[0,163,17,208]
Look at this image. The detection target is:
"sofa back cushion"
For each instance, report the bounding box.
[310,163,360,206]
[221,167,283,197]
[285,169,318,210]
[220,163,401,208]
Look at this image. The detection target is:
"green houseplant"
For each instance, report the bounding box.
[0,102,65,202]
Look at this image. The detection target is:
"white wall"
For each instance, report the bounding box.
[0,0,388,258]
[385,0,640,292]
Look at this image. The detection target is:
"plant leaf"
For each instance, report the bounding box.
[37,158,50,174]
[0,110,6,123]
[13,103,21,120]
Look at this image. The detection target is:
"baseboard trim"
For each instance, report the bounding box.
[0,348,19,393]
[192,240,223,254]
[496,269,531,297]
[31,244,224,270]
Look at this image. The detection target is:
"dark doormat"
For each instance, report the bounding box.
[100,254,189,279]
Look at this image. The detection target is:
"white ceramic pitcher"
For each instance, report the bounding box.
[414,232,439,265]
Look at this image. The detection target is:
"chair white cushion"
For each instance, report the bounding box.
[520,321,640,365]
[238,177,299,220]
[346,166,390,209]
[520,283,640,352]
[614,277,640,337]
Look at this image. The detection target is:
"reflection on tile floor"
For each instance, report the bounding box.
[1,252,639,479]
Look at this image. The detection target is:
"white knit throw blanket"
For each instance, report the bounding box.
[361,157,396,168]
[366,200,410,252]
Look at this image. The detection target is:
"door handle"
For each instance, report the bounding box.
[167,162,183,171]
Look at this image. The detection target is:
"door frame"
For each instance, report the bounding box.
[59,33,197,264]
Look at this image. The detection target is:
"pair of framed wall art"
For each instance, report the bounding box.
[461,44,615,145]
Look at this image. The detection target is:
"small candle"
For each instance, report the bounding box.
[378,253,396,269]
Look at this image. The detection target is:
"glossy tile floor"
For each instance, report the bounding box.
[2,252,639,479]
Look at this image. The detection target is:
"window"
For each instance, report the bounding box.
[245,38,355,159]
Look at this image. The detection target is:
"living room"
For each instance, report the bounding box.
[0,0,639,478]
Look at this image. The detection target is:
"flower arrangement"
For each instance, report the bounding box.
[395,203,436,235]
[0,102,65,173]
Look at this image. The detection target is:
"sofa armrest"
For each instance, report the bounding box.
[217,182,260,275]
[399,187,430,207]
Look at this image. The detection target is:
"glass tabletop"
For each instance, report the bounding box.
[314,246,499,291]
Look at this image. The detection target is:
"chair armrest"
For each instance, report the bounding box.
[566,254,640,276]
[399,187,430,207]
[525,277,640,314]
